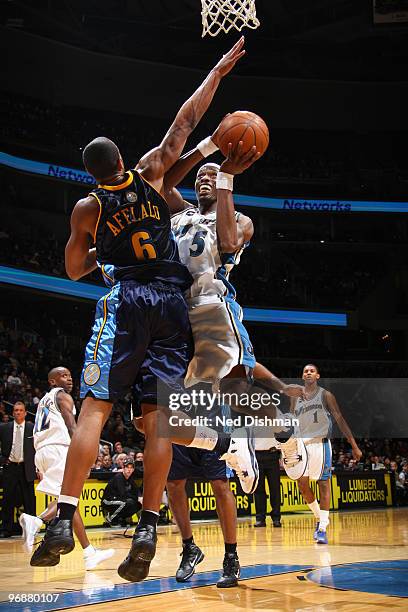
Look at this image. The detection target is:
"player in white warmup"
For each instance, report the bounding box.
[20,366,114,569]
[283,364,362,544]
[165,137,305,453]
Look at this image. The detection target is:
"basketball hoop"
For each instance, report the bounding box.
[201,0,260,37]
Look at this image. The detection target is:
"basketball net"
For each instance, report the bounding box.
[201,0,260,37]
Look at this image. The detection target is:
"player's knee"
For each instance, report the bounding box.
[211,479,232,499]
[297,477,309,494]
[166,479,186,497]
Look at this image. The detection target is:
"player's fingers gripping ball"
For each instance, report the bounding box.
[217,110,269,158]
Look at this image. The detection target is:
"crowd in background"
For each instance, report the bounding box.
[1,318,408,508]
[1,91,408,200]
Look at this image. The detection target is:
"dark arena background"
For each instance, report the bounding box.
[1,1,408,610]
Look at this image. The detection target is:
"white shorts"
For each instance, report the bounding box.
[185,299,255,388]
[301,439,332,481]
[35,445,69,497]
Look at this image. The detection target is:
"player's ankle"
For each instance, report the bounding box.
[138,510,159,530]
[57,495,79,520]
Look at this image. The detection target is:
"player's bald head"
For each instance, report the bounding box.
[196,162,220,178]
[48,367,71,383]
[82,137,122,181]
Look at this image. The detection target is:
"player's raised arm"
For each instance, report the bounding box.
[324,390,362,461]
[216,142,260,253]
[253,362,305,399]
[65,197,100,280]
[136,37,246,192]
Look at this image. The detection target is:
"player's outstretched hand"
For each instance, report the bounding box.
[213,36,246,77]
[281,384,306,399]
[220,141,262,175]
[352,445,362,462]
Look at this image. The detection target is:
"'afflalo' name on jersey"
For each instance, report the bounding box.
[91,170,192,290]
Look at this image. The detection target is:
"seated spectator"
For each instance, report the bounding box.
[134,451,144,479]
[7,370,22,388]
[100,443,112,457]
[92,458,103,471]
[101,455,113,471]
[113,453,127,472]
[112,441,124,463]
[101,460,142,527]
[371,455,385,470]
[399,462,408,487]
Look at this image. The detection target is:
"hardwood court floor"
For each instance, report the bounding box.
[0,508,407,611]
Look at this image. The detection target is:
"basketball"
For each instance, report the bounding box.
[217,110,269,158]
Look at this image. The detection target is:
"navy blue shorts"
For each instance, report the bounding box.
[80,280,193,404]
[168,444,233,481]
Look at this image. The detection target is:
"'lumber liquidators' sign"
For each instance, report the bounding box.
[7,472,391,528]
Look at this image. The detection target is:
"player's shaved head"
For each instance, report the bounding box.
[48,367,73,393]
[48,366,69,382]
[196,162,220,177]
[82,137,122,181]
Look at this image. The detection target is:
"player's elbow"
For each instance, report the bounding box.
[65,265,82,281]
[219,239,240,254]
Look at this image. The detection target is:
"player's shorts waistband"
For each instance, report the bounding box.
[305,437,329,445]
[187,294,225,308]
[118,279,184,294]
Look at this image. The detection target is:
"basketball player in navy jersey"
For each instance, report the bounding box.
[31,38,260,582]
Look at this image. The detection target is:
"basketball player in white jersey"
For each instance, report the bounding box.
[20,367,114,569]
[164,135,306,459]
[284,364,362,543]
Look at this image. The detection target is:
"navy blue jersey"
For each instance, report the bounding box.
[90,170,192,290]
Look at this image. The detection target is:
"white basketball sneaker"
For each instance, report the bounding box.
[221,427,259,494]
[84,547,115,570]
[280,437,307,480]
[19,513,43,552]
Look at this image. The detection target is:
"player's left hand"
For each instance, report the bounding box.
[281,384,306,399]
[213,36,246,77]
[220,141,261,175]
[352,445,362,461]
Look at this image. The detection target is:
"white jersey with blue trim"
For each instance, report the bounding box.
[171,207,246,305]
[293,386,332,441]
[33,387,71,450]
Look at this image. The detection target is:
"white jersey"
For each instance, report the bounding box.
[293,386,332,441]
[171,207,246,305]
[33,387,71,450]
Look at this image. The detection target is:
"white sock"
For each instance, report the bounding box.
[187,425,218,451]
[83,544,96,557]
[58,494,79,507]
[308,500,321,521]
[319,510,330,531]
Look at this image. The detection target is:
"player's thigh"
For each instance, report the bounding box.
[81,282,150,403]
[167,445,200,481]
[138,285,193,405]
